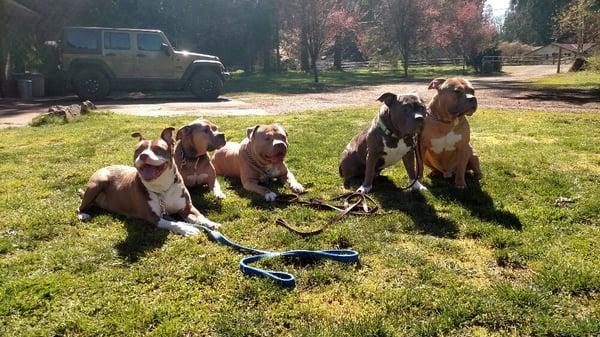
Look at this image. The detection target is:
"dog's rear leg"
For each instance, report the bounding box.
[77,178,108,221]
[468,153,482,180]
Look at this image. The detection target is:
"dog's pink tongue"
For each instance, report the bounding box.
[140,165,162,181]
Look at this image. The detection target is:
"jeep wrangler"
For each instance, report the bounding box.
[60,27,230,100]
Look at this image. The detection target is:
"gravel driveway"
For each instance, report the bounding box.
[1,65,598,128]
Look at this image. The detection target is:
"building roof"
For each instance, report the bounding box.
[4,0,40,18]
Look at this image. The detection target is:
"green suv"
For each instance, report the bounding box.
[60,27,230,100]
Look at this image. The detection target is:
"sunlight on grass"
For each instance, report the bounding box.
[531,71,600,90]
[1,108,599,336]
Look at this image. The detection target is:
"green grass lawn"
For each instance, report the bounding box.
[1,108,599,336]
[227,66,475,95]
[531,70,600,90]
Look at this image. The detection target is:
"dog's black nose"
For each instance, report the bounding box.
[466,94,477,103]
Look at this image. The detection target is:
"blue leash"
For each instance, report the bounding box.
[193,224,359,288]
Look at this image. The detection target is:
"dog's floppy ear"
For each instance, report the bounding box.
[274,123,288,137]
[377,93,397,107]
[161,127,176,146]
[176,126,189,141]
[247,125,260,139]
[131,132,145,141]
[428,78,446,90]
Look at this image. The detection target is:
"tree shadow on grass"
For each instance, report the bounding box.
[346,175,460,238]
[427,174,523,230]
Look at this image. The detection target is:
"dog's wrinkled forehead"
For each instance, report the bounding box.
[258,124,286,137]
[399,93,424,105]
[441,78,474,92]
[134,139,171,157]
[188,118,218,131]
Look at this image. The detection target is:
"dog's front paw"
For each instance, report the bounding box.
[77,212,91,221]
[176,222,201,236]
[455,181,467,189]
[214,190,226,200]
[357,185,372,194]
[290,182,305,194]
[265,191,278,202]
[203,220,222,230]
[412,181,428,191]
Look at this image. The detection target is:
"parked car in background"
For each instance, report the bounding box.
[60,27,230,100]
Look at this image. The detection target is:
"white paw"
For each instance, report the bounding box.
[290,182,305,194]
[77,212,91,221]
[357,185,372,194]
[214,190,226,200]
[175,222,201,236]
[265,191,278,202]
[203,220,222,230]
[412,181,428,191]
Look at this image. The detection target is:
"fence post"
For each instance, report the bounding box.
[557,47,562,73]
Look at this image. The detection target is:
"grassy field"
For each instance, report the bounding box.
[531,70,600,90]
[1,108,599,336]
[227,66,475,95]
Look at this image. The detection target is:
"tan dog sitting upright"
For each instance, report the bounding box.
[421,77,482,188]
[212,124,305,201]
[175,119,227,199]
[77,127,221,236]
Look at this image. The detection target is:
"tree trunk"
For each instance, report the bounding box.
[300,32,310,72]
[311,55,319,83]
[333,35,342,71]
[262,49,272,73]
[402,53,409,78]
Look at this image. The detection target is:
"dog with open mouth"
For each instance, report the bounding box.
[77,127,221,236]
[339,93,427,193]
[174,118,227,199]
[212,123,305,201]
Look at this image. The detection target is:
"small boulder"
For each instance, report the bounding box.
[45,100,96,122]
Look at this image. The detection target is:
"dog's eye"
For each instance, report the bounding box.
[204,128,209,133]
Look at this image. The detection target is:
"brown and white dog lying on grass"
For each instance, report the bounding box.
[421,77,482,188]
[174,118,227,199]
[212,124,305,201]
[77,127,221,236]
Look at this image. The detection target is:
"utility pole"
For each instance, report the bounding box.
[557,46,563,73]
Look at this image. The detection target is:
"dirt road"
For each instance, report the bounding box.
[1,65,598,128]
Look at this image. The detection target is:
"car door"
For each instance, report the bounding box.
[135,32,175,79]
[102,31,136,78]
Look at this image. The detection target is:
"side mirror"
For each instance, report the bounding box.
[161,43,171,56]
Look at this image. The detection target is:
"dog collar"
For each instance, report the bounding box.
[377,118,399,139]
[180,147,207,169]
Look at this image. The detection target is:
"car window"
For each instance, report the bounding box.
[65,30,99,51]
[137,34,163,52]
[104,32,130,50]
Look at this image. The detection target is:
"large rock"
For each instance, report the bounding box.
[45,101,97,122]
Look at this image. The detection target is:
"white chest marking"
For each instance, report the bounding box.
[430,131,462,154]
[382,140,411,168]
[147,184,187,216]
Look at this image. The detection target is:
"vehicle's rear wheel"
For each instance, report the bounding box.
[190,71,223,100]
[73,69,110,101]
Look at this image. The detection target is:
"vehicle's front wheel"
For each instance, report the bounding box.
[190,71,223,100]
[73,69,110,101]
